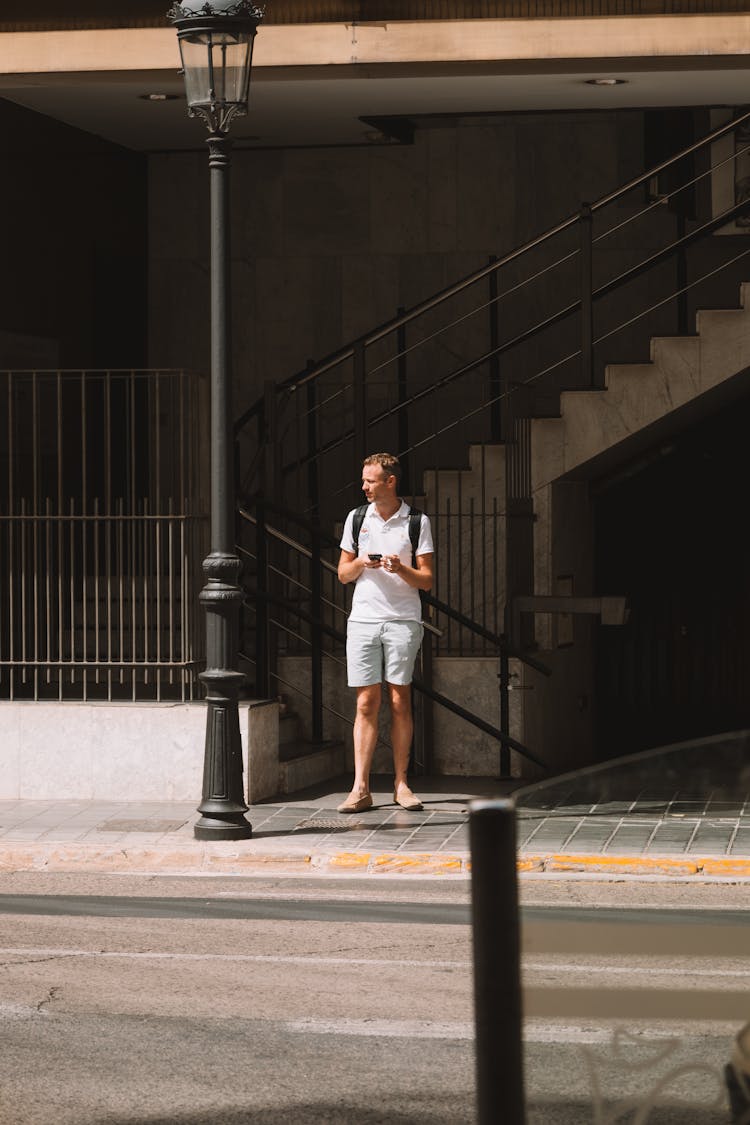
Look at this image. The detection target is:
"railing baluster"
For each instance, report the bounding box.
[255,498,270,699]
[396,308,409,488]
[580,201,596,389]
[306,360,319,514]
[488,256,501,442]
[310,514,323,743]
[353,341,366,487]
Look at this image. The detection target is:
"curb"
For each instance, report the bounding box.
[519,853,750,877]
[1,844,750,877]
[0,844,469,877]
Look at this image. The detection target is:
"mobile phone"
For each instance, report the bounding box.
[368,553,382,561]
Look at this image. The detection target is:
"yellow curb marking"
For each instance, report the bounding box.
[205,853,312,867]
[372,853,463,874]
[517,858,544,872]
[329,852,371,868]
[700,858,750,877]
[545,854,699,875]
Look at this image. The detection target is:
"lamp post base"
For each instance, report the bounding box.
[195,659,253,842]
[194,815,252,841]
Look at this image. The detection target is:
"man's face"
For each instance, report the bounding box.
[362,465,395,504]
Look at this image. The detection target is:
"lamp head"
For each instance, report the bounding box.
[167,0,265,134]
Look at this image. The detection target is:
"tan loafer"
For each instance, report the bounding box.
[393,787,423,812]
[337,793,373,814]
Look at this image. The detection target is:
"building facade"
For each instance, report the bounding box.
[2,1,749,796]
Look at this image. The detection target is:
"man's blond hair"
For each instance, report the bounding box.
[363,452,401,486]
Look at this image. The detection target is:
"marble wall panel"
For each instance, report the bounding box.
[0,702,267,801]
[148,112,640,415]
[147,257,210,375]
[148,152,208,264]
[283,149,372,257]
[370,140,430,256]
[340,253,400,341]
[457,123,514,251]
[427,128,458,253]
[232,149,285,257]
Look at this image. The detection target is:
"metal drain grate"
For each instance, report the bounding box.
[293,817,364,832]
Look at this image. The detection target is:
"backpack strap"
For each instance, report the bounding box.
[351,504,369,556]
[407,506,423,566]
[352,503,422,565]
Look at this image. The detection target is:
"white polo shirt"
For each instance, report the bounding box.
[340,500,434,623]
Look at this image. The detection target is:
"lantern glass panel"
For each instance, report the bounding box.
[179,30,253,111]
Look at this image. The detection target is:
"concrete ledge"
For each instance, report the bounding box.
[0,700,278,802]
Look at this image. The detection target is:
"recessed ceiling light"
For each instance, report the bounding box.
[585,78,627,87]
[139,93,179,101]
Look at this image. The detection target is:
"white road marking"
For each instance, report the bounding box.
[0,947,467,968]
[283,1019,738,1043]
[284,1018,474,1039]
[0,948,747,978]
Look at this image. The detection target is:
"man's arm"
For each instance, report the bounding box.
[338,549,382,585]
[383,552,433,591]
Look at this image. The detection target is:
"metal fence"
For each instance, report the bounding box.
[0,369,208,701]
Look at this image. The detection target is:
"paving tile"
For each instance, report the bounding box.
[564,830,618,850]
[729,829,750,854]
[603,825,657,853]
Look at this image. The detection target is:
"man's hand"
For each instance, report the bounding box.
[384,553,433,591]
[338,549,379,584]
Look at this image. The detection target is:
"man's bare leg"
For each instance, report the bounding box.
[388,683,422,808]
[347,683,381,799]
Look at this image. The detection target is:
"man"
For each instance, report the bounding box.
[337,452,434,814]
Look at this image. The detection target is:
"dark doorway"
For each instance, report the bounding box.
[593,389,750,761]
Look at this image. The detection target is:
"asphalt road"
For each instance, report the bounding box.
[0,872,747,1124]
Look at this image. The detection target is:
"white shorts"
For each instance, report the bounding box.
[346,619,424,687]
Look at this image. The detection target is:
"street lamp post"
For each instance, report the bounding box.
[168,0,265,840]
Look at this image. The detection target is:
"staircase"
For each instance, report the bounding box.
[532,290,750,492]
[529,288,750,664]
[235,109,750,788]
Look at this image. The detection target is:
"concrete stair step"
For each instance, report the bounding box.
[531,281,750,490]
[279,739,347,795]
[279,708,303,746]
[422,443,506,511]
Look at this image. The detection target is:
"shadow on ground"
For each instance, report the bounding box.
[89,1099,470,1124]
[89,1101,729,1125]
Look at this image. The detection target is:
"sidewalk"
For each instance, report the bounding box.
[0,731,748,878]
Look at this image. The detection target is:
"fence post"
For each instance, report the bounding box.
[396,308,410,491]
[498,639,511,779]
[310,513,324,743]
[306,360,319,515]
[413,626,434,776]
[470,798,525,1125]
[255,497,269,699]
[263,379,278,506]
[579,202,596,389]
[488,255,501,442]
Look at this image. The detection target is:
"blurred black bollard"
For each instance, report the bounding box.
[469,798,525,1124]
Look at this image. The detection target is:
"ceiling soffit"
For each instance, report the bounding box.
[1,0,748,31]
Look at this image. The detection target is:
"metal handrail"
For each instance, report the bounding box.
[235,109,750,776]
[234,107,750,436]
[237,501,556,665]
[266,187,750,513]
[236,504,546,764]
